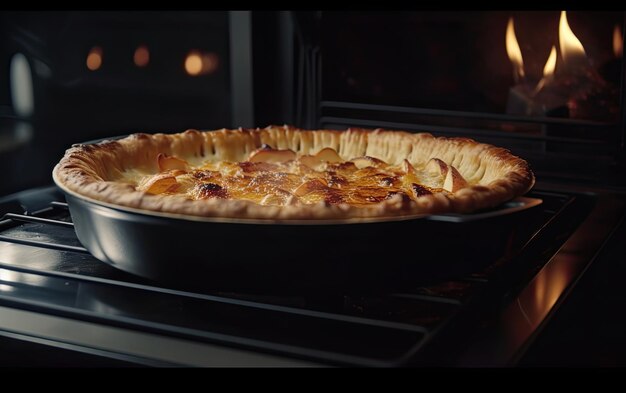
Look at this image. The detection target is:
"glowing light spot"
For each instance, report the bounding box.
[86,46,103,71]
[614,25,623,58]
[185,52,203,76]
[134,45,150,67]
[185,50,219,76]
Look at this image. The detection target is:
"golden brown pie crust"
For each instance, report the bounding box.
[52,126,535,220]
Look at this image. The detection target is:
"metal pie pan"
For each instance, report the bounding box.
[53,135,543,292]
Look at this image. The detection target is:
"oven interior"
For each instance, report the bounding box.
[0,11,625,366]
[292,11,626,189]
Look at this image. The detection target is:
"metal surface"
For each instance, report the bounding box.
[229,11,255,128]
[0,306,318,367]
[457,193,626,365]
[426,197,541,223]
[57,186,543,291]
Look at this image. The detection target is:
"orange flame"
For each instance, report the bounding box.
[543,45,557,78]
[559,11,586,65]
[506,17,525,81]
[534,46,557,95]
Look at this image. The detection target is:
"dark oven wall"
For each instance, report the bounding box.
[0,11,252,196]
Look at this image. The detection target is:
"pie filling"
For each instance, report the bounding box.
[128,145,469,207]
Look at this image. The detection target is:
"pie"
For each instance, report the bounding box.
[52,126,535,220]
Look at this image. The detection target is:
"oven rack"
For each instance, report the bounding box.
[0,188,591,366]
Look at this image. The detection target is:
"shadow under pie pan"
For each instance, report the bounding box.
[56,183,542,293]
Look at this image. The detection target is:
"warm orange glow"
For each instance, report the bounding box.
[134,45,150,67]
[614,25,623,58]
[185,52,203,76]
[506,17,525,81]
[86,46,103,71]
[533,270,546,312]
[184,50,219,76]
[559,11,586,65]
[201,53,219,74]
[528,260,568,326]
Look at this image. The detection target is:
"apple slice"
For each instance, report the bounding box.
[350,156,386,169]
[157,153,189,172]
[425,158,449,177]
[139,173,179,194]
[443,165,469,192]
[299,154,322,169]
[402,159,416,174]
[259,189,298,206]
[293,178,328,196]
[249,148,296,163]
[299,147,343,169]
[315,147,342,163]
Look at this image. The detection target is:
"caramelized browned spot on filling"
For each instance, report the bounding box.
[411,183,433,197]
[134,146,466,207]
[195,182,228,199]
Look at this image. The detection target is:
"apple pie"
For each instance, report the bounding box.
[53,126,535,220]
